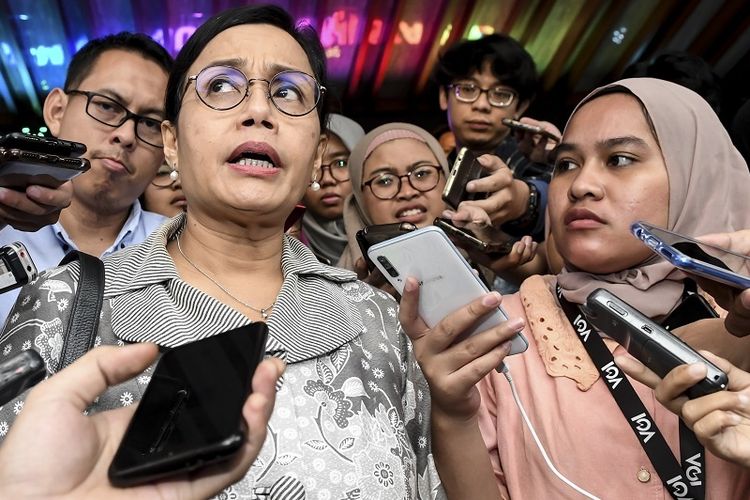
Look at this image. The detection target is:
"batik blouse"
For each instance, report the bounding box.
[0,214,445,500]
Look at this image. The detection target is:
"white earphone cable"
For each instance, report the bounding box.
[500,363,601,500]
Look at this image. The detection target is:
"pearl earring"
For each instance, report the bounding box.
[310,172,320,191]
[169,166,179,182]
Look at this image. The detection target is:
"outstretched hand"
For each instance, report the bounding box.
[693,230,750,337]
[0,343,284,499]
[0,181,73,232]
[398,277,524,421]
[616,351,750,469]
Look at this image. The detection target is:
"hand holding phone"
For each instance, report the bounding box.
[442,147,487,209]
[615,350,750,469]
[0,148,90,189]
[367,225,528,354]
[583,288,728,398]
[0,343,283,499]
[109,323,269,487]
[632,222,750,289]
[433,217,516,258]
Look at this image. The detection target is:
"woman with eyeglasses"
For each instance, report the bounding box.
[403,79,750,499]
[140,161,187,217]
[338,123,538,292]
[300,113,364,265]
[0,6,447,499]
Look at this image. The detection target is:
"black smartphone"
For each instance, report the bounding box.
[0,132,87,157]
[0,148,91,189]
[0,350,46,407]
[108,323,269,487]
[442,147,487,209]
[583,288,728,398]
[433,217,516,258]
[661,292,719,331]
[501,118,560,143]
[0,242,38,294]
[356,222,417,271]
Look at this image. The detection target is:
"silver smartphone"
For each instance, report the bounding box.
[632,221,750,289]
[367,225,528,355]
[583,288,728,398]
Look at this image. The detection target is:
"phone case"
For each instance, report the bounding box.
[632,222,750,289]
[0,148,90,188]
[433,218,515,257]
[584,288,728,398]
[501,118,560,142]
[442,147,486,209]
[356,222,417,270]
[0,132,86,157]
[367,225,528,355]
[108,323,269,487]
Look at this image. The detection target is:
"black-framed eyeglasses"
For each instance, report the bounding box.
[66,90,164,148]
[447,83,517,108]
[150,172,175,188]
[362,165,442,200]
[184,65,325,117]
[320,158,350,182]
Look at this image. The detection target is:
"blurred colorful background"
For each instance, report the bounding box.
[1,0,749,133]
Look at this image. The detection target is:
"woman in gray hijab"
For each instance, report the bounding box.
[301,113,365,264]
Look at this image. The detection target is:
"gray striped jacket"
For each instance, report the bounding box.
[0,215,445,500]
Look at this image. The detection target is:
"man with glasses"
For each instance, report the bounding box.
[0,33,172,323]
[435,34,555,244]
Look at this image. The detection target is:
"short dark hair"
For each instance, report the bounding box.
[64,32,173,91]
[165,4,328,127]
[435,34,538,105]
[622,52,722,114]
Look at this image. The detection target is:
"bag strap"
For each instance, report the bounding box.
[57,251,104,370]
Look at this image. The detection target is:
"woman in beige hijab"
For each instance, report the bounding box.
[399,78,750,498]
[338,123,538,288]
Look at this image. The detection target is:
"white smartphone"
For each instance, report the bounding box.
[368,226,528,355]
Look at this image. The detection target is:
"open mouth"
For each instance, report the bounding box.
[229,151,276,168]
[396,207,426,218]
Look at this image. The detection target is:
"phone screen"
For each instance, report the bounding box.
[109,323,268,486]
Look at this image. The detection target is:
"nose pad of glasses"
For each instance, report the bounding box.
[239,84,275,129]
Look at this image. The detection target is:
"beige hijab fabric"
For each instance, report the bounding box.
[557,78,750,317]
[337,123,450,269]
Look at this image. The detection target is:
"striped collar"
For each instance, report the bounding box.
[99,214,364,363]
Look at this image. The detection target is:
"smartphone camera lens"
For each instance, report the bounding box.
[377,256,400,278]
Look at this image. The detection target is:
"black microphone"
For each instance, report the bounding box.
[0,350,47,406]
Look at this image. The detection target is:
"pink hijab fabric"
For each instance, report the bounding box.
[337,122,450,269]
[557,78,750,317]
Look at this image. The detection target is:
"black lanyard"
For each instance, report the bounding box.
[555,285,706,500]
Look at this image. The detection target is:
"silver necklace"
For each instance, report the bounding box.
[176,234,276,319]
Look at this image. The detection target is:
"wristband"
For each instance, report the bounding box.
[505,180,539,231]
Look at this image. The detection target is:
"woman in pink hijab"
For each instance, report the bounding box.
[400,78,750,499]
